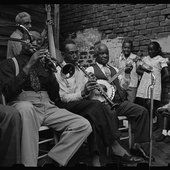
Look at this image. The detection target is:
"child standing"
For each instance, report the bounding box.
[118,39,139,103]
[135,41,169,131]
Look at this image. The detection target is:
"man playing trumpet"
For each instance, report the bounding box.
[0,31,92,167]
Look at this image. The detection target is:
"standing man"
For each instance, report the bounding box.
[86,42,153,161]
[7,12,32,59]
[0,31,92,167]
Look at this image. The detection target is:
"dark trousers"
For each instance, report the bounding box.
[135,97,161,118]
[116,100,150,144]
[57,99,120,156]
[0,105,22,167]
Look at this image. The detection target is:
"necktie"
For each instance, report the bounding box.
[30,69,41,92]
[103,66,111,80]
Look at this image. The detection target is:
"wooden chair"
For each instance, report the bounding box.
[118,116,132,149]
[38,126,58,160]
[0,58,58,164]
[0,93,57,162]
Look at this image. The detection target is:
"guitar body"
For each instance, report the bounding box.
[90,79,116,102]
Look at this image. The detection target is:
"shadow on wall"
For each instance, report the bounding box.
[72,28,102,68]
[70,28,124,68]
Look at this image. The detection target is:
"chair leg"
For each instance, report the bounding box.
[128,121,132,149]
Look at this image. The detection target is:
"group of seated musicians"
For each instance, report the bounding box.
[1,13,170,167]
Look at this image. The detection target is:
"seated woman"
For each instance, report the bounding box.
[156,102,170,143]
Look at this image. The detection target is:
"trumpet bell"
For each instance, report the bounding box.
[61,63,75,79]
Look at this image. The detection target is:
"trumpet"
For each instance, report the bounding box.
[76,62,119,110]
[40,50,75,79]
[6,36,75,78]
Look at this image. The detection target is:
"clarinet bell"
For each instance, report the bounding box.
[110,103,119,110]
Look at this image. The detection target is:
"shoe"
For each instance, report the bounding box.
[75,162,88,167]
[130,144,155,162]
[155,134,166,142]
[39,156,60,167]
[111,154,144,165]
[164,136,170,143]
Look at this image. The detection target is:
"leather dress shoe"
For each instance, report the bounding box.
[111,154,144,165]
[39,156,60,167]
[155,134,166,142]
[130,144,155,162]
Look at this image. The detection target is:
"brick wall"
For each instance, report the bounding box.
[59,4,170,104]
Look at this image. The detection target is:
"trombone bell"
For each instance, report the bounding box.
[61,63,75,79]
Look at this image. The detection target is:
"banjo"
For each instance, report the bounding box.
[90,56,140,103]
[90,67,126,102]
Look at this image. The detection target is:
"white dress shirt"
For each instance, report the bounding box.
[55,62,88,102]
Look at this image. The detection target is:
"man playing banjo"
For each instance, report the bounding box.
[86,42,154,162]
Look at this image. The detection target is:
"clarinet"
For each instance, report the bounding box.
[76,62,119,110]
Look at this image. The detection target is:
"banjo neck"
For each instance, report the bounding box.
[108,67,125,84]
[107,56,138,84]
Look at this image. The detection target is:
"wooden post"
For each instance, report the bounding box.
[54,4,59,49]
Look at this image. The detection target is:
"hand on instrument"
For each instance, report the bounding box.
[41,19,53,41]
[81,79,98,98]
[24,49,48,69]
[46,19,54,25]
[85,79,98,94]
[125,63,133,73]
